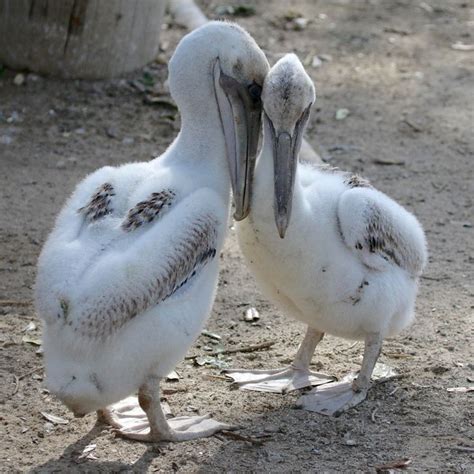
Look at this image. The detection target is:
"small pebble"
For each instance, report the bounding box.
[311,56,323,68]
[335,108,350,120]
[43,422,54,433]
[105,126,120,139]
[13,73,25,86]
[345,439,358,446]
[7,111,20,123]
[293,17,309,30]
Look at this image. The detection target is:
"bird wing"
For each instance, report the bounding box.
[337,187,427,277]
[36,168,225,339]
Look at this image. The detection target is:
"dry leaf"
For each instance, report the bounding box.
[23,321,37,332]
[77,442,98,461]
[166,370,180,381]
[194,356,231,369]
[447,386,474,393]
[451,42,474,51]
[372,362,398,381]
[244,307,260,322]
[22,334,42,346]
[79,443,96,456]
[335,108,350,120]
[41,412,69,425]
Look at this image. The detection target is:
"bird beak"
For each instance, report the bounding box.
[266,106,311,238]
[213,60,262,221]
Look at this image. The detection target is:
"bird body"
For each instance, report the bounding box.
[36,158,227,414]
[229,54,427,412]
[35,21,269,440]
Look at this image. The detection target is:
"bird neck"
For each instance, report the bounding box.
[165,51,228,171]
[158,104,230,202]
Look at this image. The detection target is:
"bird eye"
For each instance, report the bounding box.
[248,82,262,101]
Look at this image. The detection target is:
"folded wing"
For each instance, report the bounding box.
[337,187,427,277]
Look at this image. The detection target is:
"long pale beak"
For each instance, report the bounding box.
[213,60,262,221]
[267,107,310,238]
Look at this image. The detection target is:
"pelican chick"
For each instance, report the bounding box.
[228,54,427,415]
[35,22,269,441]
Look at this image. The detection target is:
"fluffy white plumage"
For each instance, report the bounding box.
[35,22,269,441]
[230,54,428,413]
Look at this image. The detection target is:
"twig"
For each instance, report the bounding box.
[185,341,275,359]
[335,341,359,353]
[203,374,229,382]
[12,375,19,396]
[18,366,43,380]
[421,275,450,281]
[451,446,474,453]
[375,373,404,384]
[371,407,379,423]
[9,369,39,399]
[0,300,33,307]
[375,458,411,471]
[220,430,270,446]
[372,158,405,166]
[388,386,400,396]
[401,119,423,133]
[162,387,188,395]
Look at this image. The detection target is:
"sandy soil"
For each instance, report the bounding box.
[1,1,473,472]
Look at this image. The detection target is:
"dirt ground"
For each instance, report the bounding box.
[1,0,473,472]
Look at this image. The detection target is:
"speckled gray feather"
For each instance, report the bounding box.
[361,205,424,276]
[122,190,176,232]
[78,183,115,221]
[62,213,218,339]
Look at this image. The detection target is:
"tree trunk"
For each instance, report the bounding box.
[0,0,165,79]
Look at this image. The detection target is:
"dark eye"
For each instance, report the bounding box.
[248,82,262,101]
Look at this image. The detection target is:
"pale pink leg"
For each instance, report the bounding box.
[296,333,384,416]
[100,376,232,442]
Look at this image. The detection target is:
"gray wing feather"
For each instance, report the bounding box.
[338,188,427,277]
[62,213,218,339]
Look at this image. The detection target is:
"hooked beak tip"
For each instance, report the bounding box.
[233,208,249,222]
[276,217,288,239]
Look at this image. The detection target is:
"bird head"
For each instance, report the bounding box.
[262,54,315,238]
